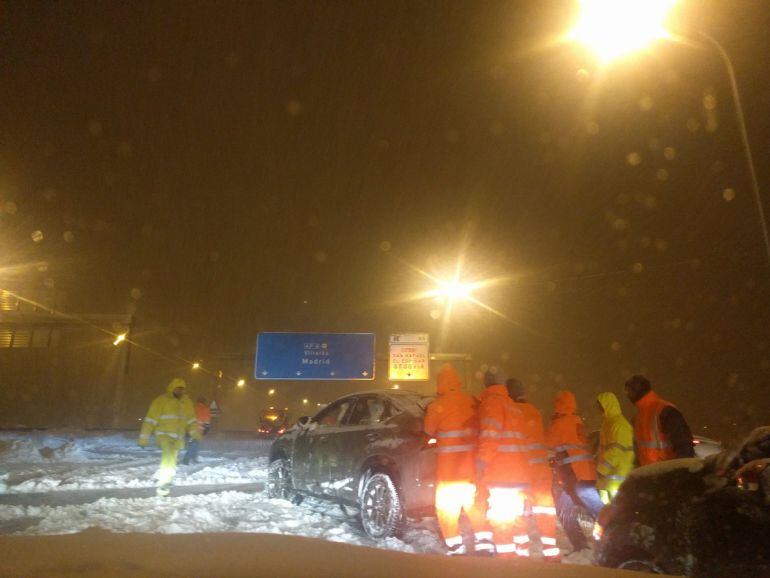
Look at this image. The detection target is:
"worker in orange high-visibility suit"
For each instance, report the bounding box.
[547,390,603,553]
[625,374,694,466]
[424,364,489,555]
[477,368,532,558]
[507,378,560,562]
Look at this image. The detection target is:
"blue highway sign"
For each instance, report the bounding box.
[255,332,376,381]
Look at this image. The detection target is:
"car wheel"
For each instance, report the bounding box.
[267,457,294,500]
[359,471,405,539]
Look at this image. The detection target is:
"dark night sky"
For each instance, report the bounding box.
[1,0,769,437]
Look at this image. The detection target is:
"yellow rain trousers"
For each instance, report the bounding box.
[139,378,199,487]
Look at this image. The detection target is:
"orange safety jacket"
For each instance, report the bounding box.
[633,390,677,466]
[516,401,551,484]
[547,391,596,482]
[424,364,478,483]
[477,384,531,486]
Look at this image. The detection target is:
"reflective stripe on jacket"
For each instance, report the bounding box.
[633,390,676,466]
[596,392,634,493]
[139,379,198,450]
[424,364,478,483]
[477,384,531,485]
[546,391,596,482]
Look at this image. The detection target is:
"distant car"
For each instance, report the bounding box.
[258,408,289,438]
[267,390,436,539]
[693,434,722,458]
[595,427,770,576]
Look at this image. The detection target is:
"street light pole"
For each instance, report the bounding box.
[692,30,770,267]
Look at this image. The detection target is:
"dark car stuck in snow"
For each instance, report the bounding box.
[267,390,437,539]
[595,426,770,576]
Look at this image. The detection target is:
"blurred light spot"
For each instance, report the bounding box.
[626,152,642,166]
[36,262,48,272]
[379,240,391,252]
[130,288,142,300]
[656,168,669,182]
[663,146,676,161]
[474,371,484,381]
[480,364,489,373]
[576,68,590,82]
[314,251,328,263]
[31,230,44,243]
[612,218,629,231]
[686,118,701,132]
[286,99,303,116]
[610,341,621,352]
[703,93,717,110]
[647,137,660,151]
[4,201,17,215]
[638,95,653,111]
[723,188,736,202]
[429,309,442,320]
[632,262,644,274]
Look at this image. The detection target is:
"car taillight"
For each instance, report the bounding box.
[277,428,285,435]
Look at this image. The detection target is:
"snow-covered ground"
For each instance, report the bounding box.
[0,430,586,562]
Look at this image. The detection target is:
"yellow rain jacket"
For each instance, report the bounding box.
[596,392,635,502]
[139,378,199,449]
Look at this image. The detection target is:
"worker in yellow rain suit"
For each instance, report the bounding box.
[139,378,200,496]
[596,392,635,504]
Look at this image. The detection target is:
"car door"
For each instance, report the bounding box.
[331,395,398,503]
[292,398,354,494]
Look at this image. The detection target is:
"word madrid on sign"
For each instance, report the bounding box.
[255,332,375,381]
[389,332,429,381]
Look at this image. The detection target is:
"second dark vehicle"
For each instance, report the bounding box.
[267,390,437,539]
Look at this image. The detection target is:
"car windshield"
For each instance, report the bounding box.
[2,1,769,576]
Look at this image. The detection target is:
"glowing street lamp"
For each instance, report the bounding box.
[566,0,770,265]
[237,378,246,387]
[568,0,676,63]
[268,388,276,396]
[435,278,474,302]
[302,398,308,405]
[113,333,127,346]
[192,362,201,370]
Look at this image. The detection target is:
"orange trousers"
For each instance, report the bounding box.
[485,485,529,557]
[435,482,489,546]
[528,481,560,558]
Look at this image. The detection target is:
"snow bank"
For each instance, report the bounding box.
[0,529,643,578]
